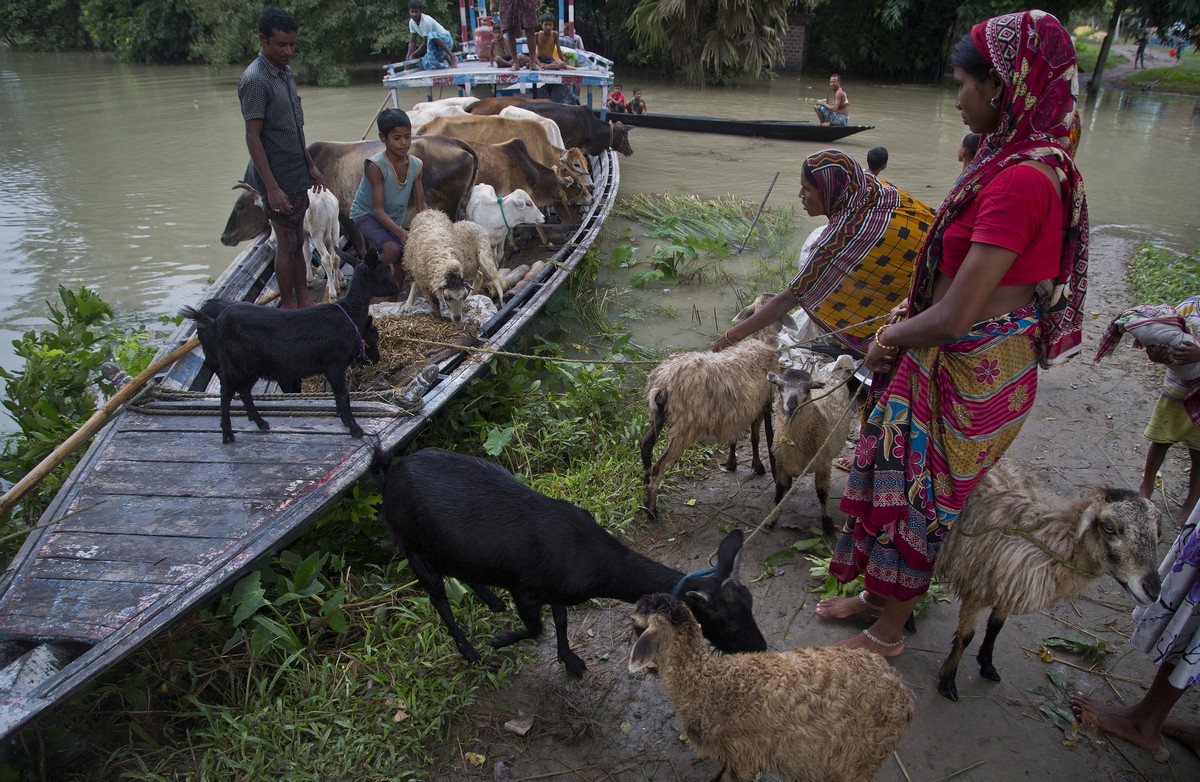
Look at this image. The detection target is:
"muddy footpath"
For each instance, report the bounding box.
[423,232,1200,782]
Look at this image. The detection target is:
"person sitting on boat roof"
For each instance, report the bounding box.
[813,73,850,127]
[607,83,627,113]
[629,87,648,115]
[491,29,531,69]
[867,146,888,177]
[533,13,570,70]
[348,109,428,297]
[406,0,458,70]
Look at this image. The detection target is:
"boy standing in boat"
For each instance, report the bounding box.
[238,6,325,310]
[406,1,458,70]
[813,73,850,126]
[349,109,428,297]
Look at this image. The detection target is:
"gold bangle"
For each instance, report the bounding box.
[874,324,899,351]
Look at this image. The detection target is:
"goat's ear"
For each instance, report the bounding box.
[628,628,662,673]
[809,381,826,390]
[1076,505,1097,540]
[780,311,798,331]
[767,371,780,386]
[713,529,745,583]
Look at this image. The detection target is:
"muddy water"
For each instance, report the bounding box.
[0,49,1196,406]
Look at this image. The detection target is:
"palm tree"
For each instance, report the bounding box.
[627,0,800,83]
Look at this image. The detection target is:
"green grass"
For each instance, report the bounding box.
[1075,40,1129,72]
[1127,46,1200,94]
[1127,242,1200,305]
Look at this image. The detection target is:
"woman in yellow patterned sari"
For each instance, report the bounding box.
[712,149,933,355]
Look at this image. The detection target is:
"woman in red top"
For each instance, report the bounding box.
[816,10,1089,657]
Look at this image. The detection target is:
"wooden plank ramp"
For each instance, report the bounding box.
[0,150,618,738]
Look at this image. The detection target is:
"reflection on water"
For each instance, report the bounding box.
[0,50,1196,413]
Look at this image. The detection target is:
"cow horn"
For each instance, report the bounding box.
[232,180,262,196]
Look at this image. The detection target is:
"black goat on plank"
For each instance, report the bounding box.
[181,250,397,443]
[382,448,768,677]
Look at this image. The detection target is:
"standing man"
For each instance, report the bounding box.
[499,0,540,71]
[1134,29,1148,68]
[238,7,325,309]
[813,73,850,126]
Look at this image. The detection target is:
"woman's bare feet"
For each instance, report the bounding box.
[815,590,881,619]
[1163,717,1200,758]
[834,627,905,657]
[1070,692,1168,759]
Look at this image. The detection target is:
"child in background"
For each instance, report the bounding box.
[629,87,647,114]
[533,13,569,70]
[1139,295,1200,524]
[348,109,428,295]
[406,1,458,70]
[607,83,627,113]
[867,146,888,177]
[958,132,981,171]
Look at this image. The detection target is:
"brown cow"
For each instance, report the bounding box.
[470,138,592,242]
[467,97,555,115]
[220,136,478,256]
[421,114,566,171]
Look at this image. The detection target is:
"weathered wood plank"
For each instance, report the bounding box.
[114,412,394,438]
[0,578,167,642]
[105,429,362,465]
[49,495,279,538]
[37,530,232,567]
[78,460,336,500]
[30,559,205,585]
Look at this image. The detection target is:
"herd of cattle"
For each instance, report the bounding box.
[219,96,634,293]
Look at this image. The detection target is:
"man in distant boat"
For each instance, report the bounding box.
[813,73,850,127]
[238,6,325,309]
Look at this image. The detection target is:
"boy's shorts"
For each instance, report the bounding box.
[1144,394,1200,450]
[261,189,309,230]
[352,214,404,254]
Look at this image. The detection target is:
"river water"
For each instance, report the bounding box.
[0,49,1197,418]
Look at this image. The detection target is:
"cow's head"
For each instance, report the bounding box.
[220,181,270,246]
[554,163,592,207]
[610,122,633,157]
[559,148,594,193]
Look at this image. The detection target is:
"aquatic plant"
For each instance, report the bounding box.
[1127,242,1200,305]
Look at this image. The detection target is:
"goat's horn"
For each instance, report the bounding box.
[232,181,261,196]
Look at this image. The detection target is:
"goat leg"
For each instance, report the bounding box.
[747,416,765,475]
[408,551,482,664]
[219,381,238,444]
[466,582,508,612]
[976,609,1007,682]
[550,603,586,678]
[491,593,543,649]
[938,601,983,701]
[762,403,776,482]
[645,436,689,520]
[235,381,270,434]
[325,369,363,438]
[815,464,833,535]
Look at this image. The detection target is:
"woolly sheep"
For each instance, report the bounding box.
[934,463,1163,701]
[767,356,856,534]
[630,593,914,782]
[402,209,471,321]
[640,294,795,518]
[450,219,507,298]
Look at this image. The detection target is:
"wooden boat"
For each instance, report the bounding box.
[0,150,620,740]
[597,110,873,142]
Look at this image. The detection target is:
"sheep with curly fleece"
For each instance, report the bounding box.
[450,218,507,298]
[934,463,1163,701]
[403,209,471,321]
[640,294,795,518]
[630,593,914,782]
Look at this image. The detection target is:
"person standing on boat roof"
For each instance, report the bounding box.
[349,109,427,299]
[238,6,325,310]
[406,0,458,70]
[499,0,540,71]
[813,73,850,126]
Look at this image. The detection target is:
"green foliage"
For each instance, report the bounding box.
[1127,242,1200,305]
[1075,39,1128,71]
[0,287,158,533]
[626,0,792,83]
[1041,635,1110,663]
[0,0,90,50]
[81,0,197,62]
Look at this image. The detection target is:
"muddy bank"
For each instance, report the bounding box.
[426,232,1200,782]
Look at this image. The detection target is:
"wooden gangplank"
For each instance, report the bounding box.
[0,150,618,738]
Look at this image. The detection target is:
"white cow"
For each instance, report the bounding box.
[465,183,546,269]
[499,105,566,150]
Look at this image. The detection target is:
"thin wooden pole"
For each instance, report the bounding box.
[0,290,280,519]
[360,93,393,141]
[736,170,780,254]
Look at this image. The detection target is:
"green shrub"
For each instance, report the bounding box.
[1127,242,1200,305]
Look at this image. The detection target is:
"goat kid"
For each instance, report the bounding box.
[180,250,397,443]
[934,463,1163,701]
[383,448,767,678]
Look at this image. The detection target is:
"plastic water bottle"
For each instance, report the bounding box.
[396,363,440,412]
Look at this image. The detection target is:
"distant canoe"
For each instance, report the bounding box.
[596,110,873,142]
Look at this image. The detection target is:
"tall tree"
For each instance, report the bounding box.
[626,0,792,83]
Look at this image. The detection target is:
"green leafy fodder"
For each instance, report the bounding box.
[1127,242,1200,305]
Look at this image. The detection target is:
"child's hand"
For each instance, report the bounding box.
[1147,344,1171,363]
[1169,342,1200,364]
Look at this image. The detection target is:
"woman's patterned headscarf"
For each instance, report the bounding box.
[912,9,1088,367]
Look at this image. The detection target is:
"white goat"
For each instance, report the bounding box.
[464,184,545,270]
[630,593,914,782]
[402,210,470,321]
[767,355,856,534]
[933,463,1163,701]
[303,188,342,303]
[640,294,794,518]
[450,219,507,298]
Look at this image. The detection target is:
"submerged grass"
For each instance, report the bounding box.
[1127,241,1200,304]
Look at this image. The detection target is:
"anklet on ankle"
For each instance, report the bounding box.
[858,591,884,612]
[862,628,904,647]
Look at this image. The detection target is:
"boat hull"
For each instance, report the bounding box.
[598,110,873,141]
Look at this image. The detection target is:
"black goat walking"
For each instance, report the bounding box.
[383,448,768,677]
[181,250,397,443]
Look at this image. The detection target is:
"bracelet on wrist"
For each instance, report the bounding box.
[874,324,899,352]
